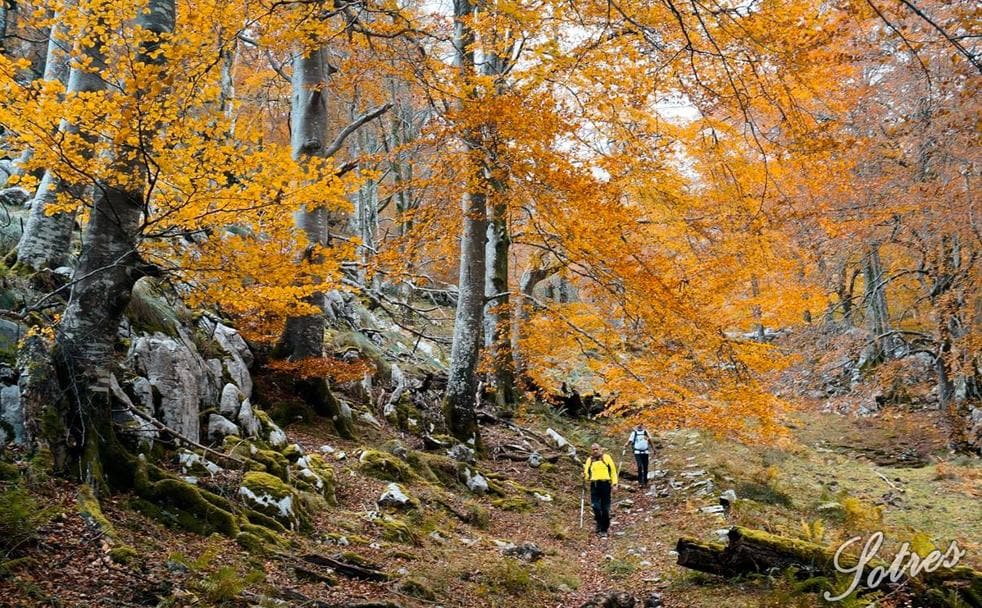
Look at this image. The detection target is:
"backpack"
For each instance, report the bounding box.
[630,429,650,452]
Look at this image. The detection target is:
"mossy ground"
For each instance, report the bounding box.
[1,400,978,607]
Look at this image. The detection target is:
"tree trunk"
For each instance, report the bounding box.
[443,0,486,445]
[352,113,379,287]
[52,0,176,487]
[481,49,516,411]
[275,44,353,438]
[9,2,73,180]
[861,242,895,365]
[15,3,100,271]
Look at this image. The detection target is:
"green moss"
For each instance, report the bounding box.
[235,532,267,553]
[359,449,417,483]
[0,461,18,481]
[464,501,491,529]
[78,484,116,538]
[379,516,420,545]
[491,496,535,512]
[1,486,55,553]
[300,455,337,504]
[239,521,284,545]
[240,471,306,530]
[108,545,140,565]
[399,577,437,601]
[415,452,466,488]
[151,479,239,537]
[253,449,289,480]
[125,278,180,337]
[282,444,303,463]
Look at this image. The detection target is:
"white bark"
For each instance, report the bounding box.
[444,0,486,442]
[58,0,176,369]
[16,2,101,271]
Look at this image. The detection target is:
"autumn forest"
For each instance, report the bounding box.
[0,0,978,606]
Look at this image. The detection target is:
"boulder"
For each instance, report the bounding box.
[128,333,216,440]
[0,383,23,444]
[465,470,488,495]
[378,483,418,510]
[447,443,475,464]
[207,414,239,442]
[502,542,544,562]
[237,398,261,438]
[528,452,542,468]
[0,187,30,208]
[239,471,303,530]
[219,383,245,417]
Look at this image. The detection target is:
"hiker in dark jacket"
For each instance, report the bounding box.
[624,424,651,488]
[583,443,618,537]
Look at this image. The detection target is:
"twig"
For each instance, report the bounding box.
[122,405,245,466]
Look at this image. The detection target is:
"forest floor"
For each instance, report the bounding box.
[1,398,979,608]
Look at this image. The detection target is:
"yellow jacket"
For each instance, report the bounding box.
[583,453,618,484]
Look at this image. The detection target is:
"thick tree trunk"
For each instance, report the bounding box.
[15,4,100,271]
[443,0,486,445]
[485,197,516,408]
[52,0,176,487]
[481,48,517,411]
[276,44,353,438]
[861,242,895,365]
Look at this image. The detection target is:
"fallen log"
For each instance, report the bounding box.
[302,553,390,582]
[676,527,982,606]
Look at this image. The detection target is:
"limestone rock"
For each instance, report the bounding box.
[447,443,476,464]
[207,414,239,442]
[239,471,303,530]
[0,384,23,444]
[237,398,261,438]
[502,542,544,562]
[128,333,215,440]
[219,383,245,417]
[378,483,417,510]
[465,470,488,495]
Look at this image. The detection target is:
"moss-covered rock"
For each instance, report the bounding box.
[464,501,491,529]
[282,444,304,463]
[491,496,535,513]
[421,452,469,488]
[294,454,336,504]
[108,545,140,565]
[125,278,181,337]
[399,577,437,601]
[359,449,417,483]
[235,531,267,553]
[378,516,420,546]
[239,471,305,531]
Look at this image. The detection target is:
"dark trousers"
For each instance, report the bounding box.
[590,480,612,533]
[634,452,649,486]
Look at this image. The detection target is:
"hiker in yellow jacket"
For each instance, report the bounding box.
[583,443,618,537]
